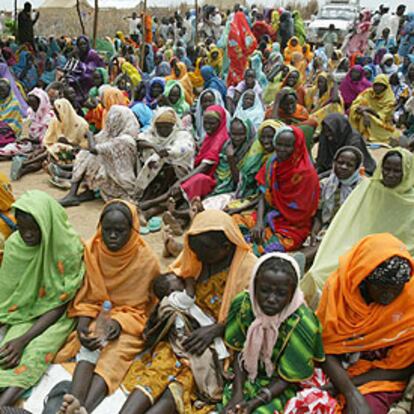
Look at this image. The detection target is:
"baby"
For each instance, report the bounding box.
[144,272,229,402]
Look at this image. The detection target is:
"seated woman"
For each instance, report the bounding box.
[304,72,344,128]
[59,200,160,413]
[349,74,401,144]
[144,77,165,110]
[301,148,414,308]
[339,65,372,111]
[131,102,153,132]
[88,68,109,99]
[233,126,320,256]
[60,106,140,207]
[315,113,376,176]
[318,233,414,414]
[200,66,227,102]
[233,89,265,131]
[0,173,16,256]
[163,80,191,119]
[12,51,38,92]
[221,253,324,414]
[0,79,23,148]
[136,108,195,206]
[165,60,194,105]
[121,209,257,414]
[0,190,84,406]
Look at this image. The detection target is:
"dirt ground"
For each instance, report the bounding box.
[0,161,174,269]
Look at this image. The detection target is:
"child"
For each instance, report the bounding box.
[143,272,229,403]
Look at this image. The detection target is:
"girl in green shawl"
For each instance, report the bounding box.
[163,80,190,118]
[0,190,84,406]
[89,68,109,99]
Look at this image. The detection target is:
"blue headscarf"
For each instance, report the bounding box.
[131,102,153,131]
[201,65,227,101]
[40,58,56,86]
[13,51,39,91]
[156,61,172,77]
[145,77,165,110]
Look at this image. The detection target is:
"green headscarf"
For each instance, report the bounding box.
[0,190,85,325]
[292,10,306,45]
[89,67,110,98]
[164,80,190,117]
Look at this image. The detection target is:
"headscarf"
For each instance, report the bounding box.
[13,51,38,91]
[131,102,153,131]
[363,64,378,82]
[69,200,160,335]
[0,191,84,325]
[284,36,302,64]
[0,173,16,243]
[166,61,194,104]
[27,88,54,143]
[233,89,265,130]
[250,51,268,89]
[316,113,376,175]
[0,79,23,136]
[302,148,414,308]
[164,80,190,117]
[339,65,372,108]
[144,77,165,110]
[305,71,338,112]
[316,233,414,396]
[122,62,142,87]
[170,210,257,322]
[0,63,28,116]
[208,46,223,75]
[201,65,227,101]
[40,58,56,86]
[89,67,109,98]
[292,11,306,45]
[43,98,89,148]
[156,61,172,77]
[101,86,130,126]
[241,252,304,381]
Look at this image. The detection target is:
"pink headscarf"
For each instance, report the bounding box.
[339,65,372,108]
[241,252,304,381]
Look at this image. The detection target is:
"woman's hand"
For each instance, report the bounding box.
[77,317,101,351]
[251,223,265,244]
[224,391,244,414]
[226,143,235,159]
[182,324,222,356]
[0,337,27,369]
[106,319,122,341]
[154,146,169,158]
[344,390,372,414]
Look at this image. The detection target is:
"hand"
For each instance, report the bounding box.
[155,147,169,158]
[226,143,235,158]
[0,337,27,369]
[345,390,372,414]
[77,319,101,351]
[224,393,244,414]
[106,319,122,341]
[57,136,69,144]
[182,324,221,356]
[251,223,265,244]
[229,400,257,414]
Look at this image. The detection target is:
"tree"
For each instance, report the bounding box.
[93,0,99,47]
[76,0,86,34]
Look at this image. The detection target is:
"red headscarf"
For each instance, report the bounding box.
[256,126,320,248]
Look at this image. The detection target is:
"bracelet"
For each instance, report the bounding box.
[259,387,272,403]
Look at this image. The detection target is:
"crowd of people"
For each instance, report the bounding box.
[0,1,414,413]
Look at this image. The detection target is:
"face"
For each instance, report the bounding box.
[389,73,399,86]
[350,68,362,82]
[280,94,297,115]
[16,210,41,247]
[317,76,328,92]
[290,38,298,47]
[334,150,359,180]
[373,83,387,95]
[384,58,393,67]
[155,121,174,138]
[259,126,275,153]
[255,268,296,316]
[151,83,163,99]
[244,70,256,89]
[168,85,181,104]
[382,153,403,188]
[230,119,247,148]
[93,71,104,87]
[64,87,77,103]
[0,81,10,100]
[101,209,132,252]
[77,37,89,55]
[275,131,295,162]
[27,95,40,112]
[382,28,390,38]
[203,113,221,135]
[188,232,233,264]
[285,71,299,87]
[200,91,216,112]
[242,91,255,110]
[365,280,404,305]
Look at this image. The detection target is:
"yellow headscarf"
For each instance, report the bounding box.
[208,45,223,75]
[121,62,142,87]
[0,173,16,251]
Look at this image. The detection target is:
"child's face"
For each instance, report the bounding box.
[334,150,359,181]
[164,274,185,296]
[101,210,132,252]
[16,210,42,247]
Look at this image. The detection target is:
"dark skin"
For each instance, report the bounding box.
[27,94,40,113]
[285,71,300,88]
[224,268,296,414]
[322,276,414,414]
[252,131,295,243]
[0,80,10,100]
[271,90,297,119]
[226,119,247,184]
[92,71,104,88]
[150,83,164,100]
[167,85,181,105]
[77,37,89,59]
[137,121,173,160]
[350,68,362,82]
[0,210,67,407]
[200,91,216,112]
[355,83,386,126]
[241,90,255,110]
[67,209,130,412]
[381,153,403,189]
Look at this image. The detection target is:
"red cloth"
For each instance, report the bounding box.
[255,126,319,248]
[227,12,258,87]
[181,105,229,200]
[363,392,403,414]
[252,21,276,43]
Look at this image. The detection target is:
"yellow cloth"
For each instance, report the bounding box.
[283,37,302,64]
[0,173,15,255]
[166,61,194,105]
[121,61,142,87]
[101,86,130,127]
[188,58,204,89]
[208,46,223,76]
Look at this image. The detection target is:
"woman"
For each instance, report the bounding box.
[166,60,194,105]
[349,74,400,144]
[121,61,142,89]
[0,190,84,406]
[88,68,109,99]
[12,51,38,92]
[318,233,414,414]
[339,65,372,110]
[201,66,227,102]
[250,51,268,90]
[121,209,257,413]
[233,125,319,256]
[222,253,324,413]
[304,72,344,127]
[0,79,23,147]
[283,36,302,64]
[208,46,223,76]
[0,173,16,254]
[233,89,265,130]
[59,106,139,207]
[101,86,130,127]
[144,77,165,110]
[0,63,28,116]
[398,13,414,58]
[316,113,376,176]
[135,108,195,201]
[380,53,398,75]
[163,80,190,118]
[59,200,160,413]
[301,148,414,308]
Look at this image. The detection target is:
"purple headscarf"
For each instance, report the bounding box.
[0,63,28,116]
[339,65,372,108]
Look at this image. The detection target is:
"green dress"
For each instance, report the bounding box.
[221,291,325,413]
[0,190,85,389]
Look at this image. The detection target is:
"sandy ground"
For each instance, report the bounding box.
[0,161,174,269]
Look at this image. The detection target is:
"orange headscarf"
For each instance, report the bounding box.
[284,36,302,64]
[317,233,414,395]
[166,60,194,105]
[69,200,160,337]
[170,210,257,323]
[101,87,129,127]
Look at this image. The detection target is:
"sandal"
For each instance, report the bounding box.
[41,380,71,414]
[148,217,162,233]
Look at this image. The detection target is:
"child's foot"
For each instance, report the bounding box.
[162,211,183,236]
[162,225,183,258]
[190,197,204,220]
[58,394,88,414]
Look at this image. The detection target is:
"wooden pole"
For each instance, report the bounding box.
[76,0,86,34]
[93,0,99,48]
[195,0,198,45]
[140,0,147,71]
[14,0,17,34]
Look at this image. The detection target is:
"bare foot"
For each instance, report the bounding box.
[162,225,183,258]
[190,197,204,220]
[58,394,88,414]
[162,211,183,236]
[59,194,81,207]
